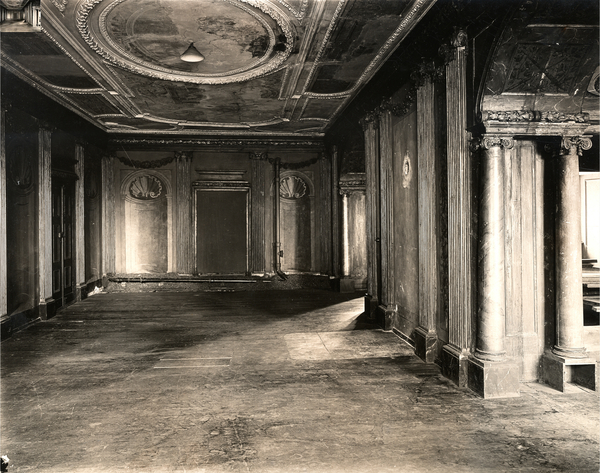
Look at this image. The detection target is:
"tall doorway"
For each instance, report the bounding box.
[52,177,75,309]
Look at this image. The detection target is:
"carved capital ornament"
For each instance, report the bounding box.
[560,136,592,156]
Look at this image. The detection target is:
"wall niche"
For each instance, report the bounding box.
[279,171,315,273]
[120,171,172,274]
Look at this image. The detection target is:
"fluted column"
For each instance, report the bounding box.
[176,151,193,275]
[74,143,86,300]
[553,136,591,358]
[474,135,513,361]
[379,111,395,328]
[440,30,472,385]
[37,126,53,319]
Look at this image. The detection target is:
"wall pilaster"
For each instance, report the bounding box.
[250,153,267,275]
[378,111,395,330]
[440,30,473,386]
[37,126,53,319]
[74,143,86,300]
[101,155,116,279]
[0,109,7,321]
[362,116,380,318]
[176,151,193,275]
[415,77,438,362]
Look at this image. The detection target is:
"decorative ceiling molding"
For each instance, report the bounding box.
[110,138,324,147]
[0,53,108,130]
[49,0,68,13]
[276,0,308,20]
[302,0,347,95]
[76,0,296,85]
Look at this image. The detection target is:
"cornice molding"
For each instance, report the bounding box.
[110,138,324,148]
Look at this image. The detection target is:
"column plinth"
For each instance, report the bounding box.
[468,135,520,398]
[542,136,597,392]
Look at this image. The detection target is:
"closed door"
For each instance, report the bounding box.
[196,188,248,274]
[52,180,75,308]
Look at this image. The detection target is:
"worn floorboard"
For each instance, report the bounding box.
[1,290,599,473]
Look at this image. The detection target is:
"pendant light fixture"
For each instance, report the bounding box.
[180,42,204,63]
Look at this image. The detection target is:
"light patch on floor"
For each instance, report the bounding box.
[284,331,406,360]
[154,357,231,368]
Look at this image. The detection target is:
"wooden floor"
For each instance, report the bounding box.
[1,290,599,473]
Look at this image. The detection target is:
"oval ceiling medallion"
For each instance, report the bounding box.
[77,0,294,84]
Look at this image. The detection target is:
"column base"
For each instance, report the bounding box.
[364,294,378,320]
[414,326,437,363]
[441,344,469,387]
[542,351,598,392]
[468,356,520,399]
[339,278,355,293]
[376,304,395,331]
[75,283,88,302]
[37,298,56,321]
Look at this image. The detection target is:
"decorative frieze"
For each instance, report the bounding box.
[482,110,589,123]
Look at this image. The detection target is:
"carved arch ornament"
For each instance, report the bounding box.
[280,175,307,199]
[76,0,295,85]
[121,170,171,202]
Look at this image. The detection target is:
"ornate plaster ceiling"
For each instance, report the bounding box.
[0,0,437,137]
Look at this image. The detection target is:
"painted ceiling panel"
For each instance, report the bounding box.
[301,97,346,120]
[323,0,409,62]
[64,93,121,115]
[481,0,599,117]
[1,0,436,136]
[115,67,285,125]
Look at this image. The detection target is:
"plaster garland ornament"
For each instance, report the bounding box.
[76,0,295,85]
[116,155,175,169]
[560,136,593,156]
[129,175,163,199]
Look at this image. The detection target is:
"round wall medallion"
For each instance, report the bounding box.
[78,0,295,84]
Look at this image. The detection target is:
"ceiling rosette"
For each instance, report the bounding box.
[76,0,295,85]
